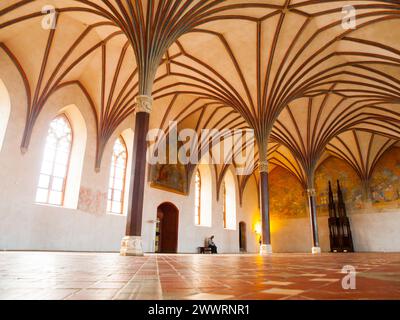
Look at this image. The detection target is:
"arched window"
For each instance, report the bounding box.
[222,181,227,228]
[194,164,212,227]
[194,169,201,225]
[223,170,237,230]
[35,115,72,206]
[107,136,128,214]
[0,79,11,152]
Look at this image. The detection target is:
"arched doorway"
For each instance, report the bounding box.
[156,203,179,253]
[239,221,247,252]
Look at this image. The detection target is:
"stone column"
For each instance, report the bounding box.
[259,160,272,255]
[307,187,321,254]
[120,95,153,256]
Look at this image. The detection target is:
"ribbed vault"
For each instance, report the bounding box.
[1,1,400,228]
[327,130,398,199]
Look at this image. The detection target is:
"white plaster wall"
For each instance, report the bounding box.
[350,211,400,252]
[0,82,127,251]
[0,52,126,252]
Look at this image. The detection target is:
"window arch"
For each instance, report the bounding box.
[35,114,72,206]
[107,136,128,214]
[223,170,237,230]
[194,169,201,225]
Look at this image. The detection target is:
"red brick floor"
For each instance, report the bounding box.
[0,252,399,300]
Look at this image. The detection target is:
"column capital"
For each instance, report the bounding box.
[307,188,316,197]
[259,160,268,173]
[135,95,153,114]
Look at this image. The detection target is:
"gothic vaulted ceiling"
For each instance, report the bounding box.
[1,1,399,197]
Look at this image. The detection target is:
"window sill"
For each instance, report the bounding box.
[194,224,212,228]
[107,212,127,217]
[34,203,77,211]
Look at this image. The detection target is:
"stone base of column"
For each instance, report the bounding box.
[120,236,144,256]
[312,246,321,254]
[260,244,273,255]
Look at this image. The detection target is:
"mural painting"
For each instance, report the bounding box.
[269,166,307,219]
[78,186,108,214]
[269,148,400,221]
[315,156,363,214]
[150,163,188,195]
[370,147,400,209]
[148,136,188,194]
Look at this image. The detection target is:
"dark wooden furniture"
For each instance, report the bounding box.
[199,238,213,254]
[328,180,354,252]
[198,246,212,254]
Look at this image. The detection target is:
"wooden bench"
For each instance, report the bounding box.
[198,246,212,254]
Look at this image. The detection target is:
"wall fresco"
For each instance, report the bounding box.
[264,148,400,220]
[269,166,307,218]
[150,163,188,195]
[315,156,363,215]
[370,147,400,209]
[148,138,188,195]
[78,186,107,214]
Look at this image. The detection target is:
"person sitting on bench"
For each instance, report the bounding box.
[207,235,217,254]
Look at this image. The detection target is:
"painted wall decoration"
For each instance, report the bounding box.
[269,149,400,221]
[315,156,363,215]
[269,166,307,219]
[370,147,400,209]
[148,137,188,194]
[78,186,107,214]
[150,163,188,195]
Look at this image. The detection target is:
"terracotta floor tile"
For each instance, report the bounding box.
[1,252,400,300]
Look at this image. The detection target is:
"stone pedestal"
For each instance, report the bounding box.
[120,236,144,256]
[312,246,321,254]
[260,244,272,255]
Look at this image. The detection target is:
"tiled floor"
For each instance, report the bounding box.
[0,252,400,300]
